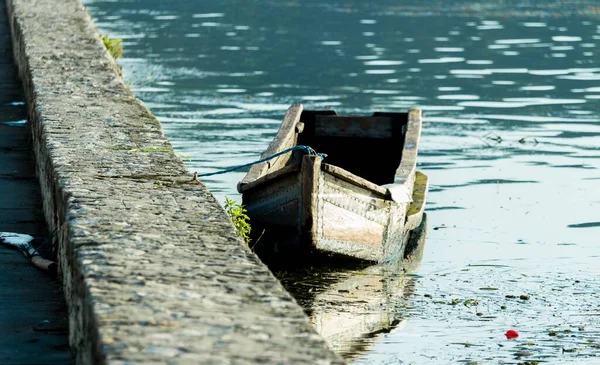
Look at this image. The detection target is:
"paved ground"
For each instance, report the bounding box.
[0,2,72,363]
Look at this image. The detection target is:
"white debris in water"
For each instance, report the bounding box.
[192,13,224,18]
[3,120,28,127]
[0,232,35,251]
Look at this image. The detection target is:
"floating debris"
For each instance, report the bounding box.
[2,120,28,127]
[518,136,539,144]
[506,329,519,339]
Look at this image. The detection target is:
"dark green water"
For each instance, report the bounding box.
[84,1,600,363]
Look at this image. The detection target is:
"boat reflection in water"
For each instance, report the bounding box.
[275,214,427,360]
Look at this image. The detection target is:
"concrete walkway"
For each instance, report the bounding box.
[0,2,72,363]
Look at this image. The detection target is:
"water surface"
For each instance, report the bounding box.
[84,1,600,363]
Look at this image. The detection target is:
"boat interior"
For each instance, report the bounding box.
[295,110,409,186]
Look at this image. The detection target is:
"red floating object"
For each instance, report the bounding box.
[505,330,519,339]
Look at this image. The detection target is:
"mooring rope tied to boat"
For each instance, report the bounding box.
[195,145,326,178]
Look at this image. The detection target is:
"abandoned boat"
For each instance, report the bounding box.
[237,104,428,263]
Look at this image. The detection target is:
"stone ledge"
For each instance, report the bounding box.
[5,0,344,363]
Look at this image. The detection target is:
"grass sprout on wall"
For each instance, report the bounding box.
[100,34,123,59]
[224,198,251,244]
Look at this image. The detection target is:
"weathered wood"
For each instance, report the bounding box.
[238,163,300,193]
[239,104,428,263]
[394,108,422,186]
[315,174,389,262]
[237,104,303,191]
[403,213,428,270]
[381,202,408,263]
[374,108,423,264]
[242,172,302,229]
[405,171,429,231]
[301,155,321,247]
[322,163,389,197]
[321,202,384,246]
[320,173,390,225]
[315,116,393,138]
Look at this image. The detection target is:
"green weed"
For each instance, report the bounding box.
[176,152,192,161]
[101,34,123,59]
[224,197,251,244]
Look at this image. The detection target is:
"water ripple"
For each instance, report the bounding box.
[84,0,600,362]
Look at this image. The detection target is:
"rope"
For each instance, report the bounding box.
[195,145,326,178]
[31,227,59,257]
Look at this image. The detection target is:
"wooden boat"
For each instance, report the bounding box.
[237,104,428,263]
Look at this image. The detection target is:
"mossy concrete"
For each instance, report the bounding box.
[5,0,344,363]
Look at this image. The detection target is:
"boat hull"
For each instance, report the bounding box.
[242,159,428,263]
[238,104,428,264]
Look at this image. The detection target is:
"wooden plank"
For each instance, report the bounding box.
[315,172,388,260]
[321,175,390,226]
[237,104,303,190]
[238,163,300,193]
[249,198,299,228]
[321,202,384,247]
[381,202,408,264]
[263,103,303,161]
[393,108,422,186]
[377,109,422,267]
[242,167,302,232]
[405,171,429,231]
[315,237,382,262]
[403,212,428,270]
[315,115,393,138]
[322,163,389,197]
[301,155,320,247]
[378,109,423,264]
